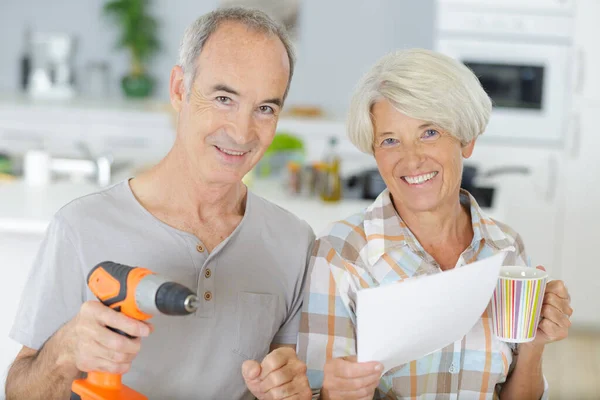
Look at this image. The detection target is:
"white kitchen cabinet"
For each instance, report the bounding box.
[465,143,564,277]
[0,96,175,162]
[0,232,44,394]
[573,0,600,103]
[559,103,600,329]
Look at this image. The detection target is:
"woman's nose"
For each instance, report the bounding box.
[402,142,427,169]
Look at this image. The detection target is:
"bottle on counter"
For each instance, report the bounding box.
[24,149,51,186]
[310,161,327,197]
[287,161,302,194]
[319,137,342,202]
[20,27,32,91]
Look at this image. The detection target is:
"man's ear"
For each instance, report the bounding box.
[169,65,185,112]
[462,138,477,159]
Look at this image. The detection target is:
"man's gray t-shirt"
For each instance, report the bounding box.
[10,180,315,400]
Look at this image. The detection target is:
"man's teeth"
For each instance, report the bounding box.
[218,147,246,156]
[403,172,437,184]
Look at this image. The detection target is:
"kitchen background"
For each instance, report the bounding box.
[0,0,599,398]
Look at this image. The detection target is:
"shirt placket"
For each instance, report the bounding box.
[189,237,215,318]
[448,339,462,400]
[446,254,469,399]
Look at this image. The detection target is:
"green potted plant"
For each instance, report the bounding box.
[258,132,305,177]
[103,0,159,98]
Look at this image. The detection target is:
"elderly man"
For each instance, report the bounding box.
[5,7,313,400]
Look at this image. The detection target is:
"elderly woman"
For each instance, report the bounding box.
[297,49,573,400]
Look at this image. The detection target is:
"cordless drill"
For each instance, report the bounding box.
[71,261,199,400]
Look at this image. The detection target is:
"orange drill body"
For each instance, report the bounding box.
[71,262,198,400]
[72,372,147,400]
[88,265,154,321]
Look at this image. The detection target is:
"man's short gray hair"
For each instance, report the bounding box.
[178,7,296,101]
[347,48,492,154]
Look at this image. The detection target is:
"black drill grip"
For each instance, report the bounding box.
[88,261,133,308]
[88,261,137,339]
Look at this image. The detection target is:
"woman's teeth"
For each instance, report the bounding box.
[403,171,438,185]
[217,146,246,156]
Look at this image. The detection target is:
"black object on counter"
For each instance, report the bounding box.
[347,169,387,200]
[20,27,31,91]
[462,165,495,208]
[462,164,530,208]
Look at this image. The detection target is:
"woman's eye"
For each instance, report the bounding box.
[423,129,440,140]
[259,105,275,114]
[381,137,399,146]
[216,96,231,104]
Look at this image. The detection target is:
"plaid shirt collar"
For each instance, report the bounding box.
[363,189,516,265]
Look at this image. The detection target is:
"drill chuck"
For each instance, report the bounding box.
[88,261,198,318]
[154,281,198,315]
[135,274,198,316]
[184,293,199,313]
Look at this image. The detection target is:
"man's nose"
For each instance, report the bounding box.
[230,110,257,145]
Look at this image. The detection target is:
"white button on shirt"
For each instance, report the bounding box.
[449,363,457,374]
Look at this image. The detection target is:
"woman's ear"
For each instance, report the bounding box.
[462,138,477,159]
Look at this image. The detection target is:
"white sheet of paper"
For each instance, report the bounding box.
[357,252,506,373]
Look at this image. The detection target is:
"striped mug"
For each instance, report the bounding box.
[491,266,548,343]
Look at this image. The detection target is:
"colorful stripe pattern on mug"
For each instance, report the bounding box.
[492,277,547,341]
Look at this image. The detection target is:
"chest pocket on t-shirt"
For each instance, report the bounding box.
[233,292,279,360]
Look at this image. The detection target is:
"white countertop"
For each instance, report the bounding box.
[0,180,100,234]
[0,177,373,236]
[0,176,502,236]
[252,180,373,235]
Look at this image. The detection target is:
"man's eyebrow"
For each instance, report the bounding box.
[211,84,240,96]
[211,84,282,107]
[262,97,283,108]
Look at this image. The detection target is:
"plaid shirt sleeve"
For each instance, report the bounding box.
[297,237,361,396]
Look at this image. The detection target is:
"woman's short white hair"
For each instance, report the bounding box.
[347,48,492,154]
[178,7,295,101]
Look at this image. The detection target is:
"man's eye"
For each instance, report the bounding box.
[216,96,232,104]
[259,105,275,114]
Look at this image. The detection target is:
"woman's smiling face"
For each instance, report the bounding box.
[371,99,475,213]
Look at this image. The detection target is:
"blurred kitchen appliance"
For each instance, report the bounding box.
[435,0,574,145]
[435,0,574,14]
[85,61,111,98]
[434,1,574,276]
[347,169,387,200]
[28,33,76,99]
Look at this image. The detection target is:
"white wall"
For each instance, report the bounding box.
[0,0,217,100]
[0,0,434,118]
[290,0,435,117]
